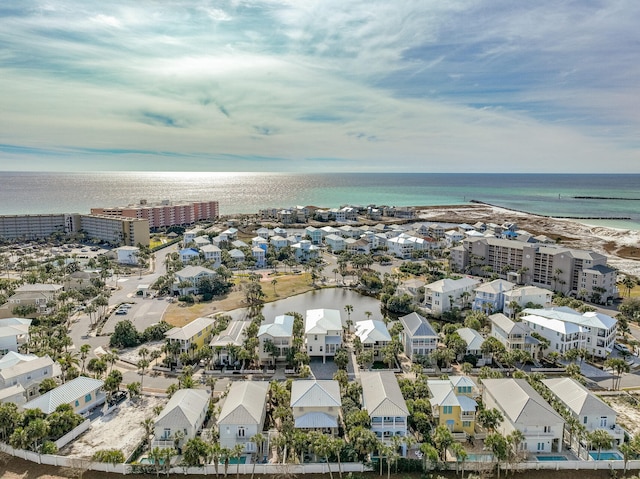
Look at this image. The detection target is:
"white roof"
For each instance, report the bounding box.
[360,371,409,417]
[475,279,515,294]
[166,316,214,341]
[218,381,269,426]
[542,377,616,418]
[522,314,583,335]
[291,380,341,408]
[258,315,294,338]
[0,354,53,381]
[457,328,484,351]
[210,320,247,348]
[156,388,209,429]
[354,320,391,344]
[428,379,477,411]
[175,265,215,279]
[305,309,342,334]
[23,376,104,414]
[425,277,479,293]
[295,412,338,429]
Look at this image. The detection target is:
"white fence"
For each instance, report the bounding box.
[54,419,91,449]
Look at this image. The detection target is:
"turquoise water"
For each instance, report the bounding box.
[589,452,622,460]
[139,457,164,465]
[536,456,568,461]
[466,453,494,462]
[0,172,639,229]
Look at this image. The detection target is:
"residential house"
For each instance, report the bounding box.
[521,313,585,356]
[232,239,249,249]
[0,351,58,400]
[522,307,616,358]
[22,376,105,415]
[153,388,210,450]
[183,228,203,245]
[173,265,216,295]
[490,313,541,359]
[193,235,211,247]
[228,248,245,263]
[0,384,26,406]
[354,320,391,361]
[345,238,371,255]
[324,234,345,253]
[200,244,222,267]
[165,316,215,358]
[427,377,478,435]
[305,226,323,245]
[218,381,269,453]
[252,247,266,268]
[387,235,416,259]
[424,277,480,315]
[258,315,294,365]
[270,235,289,251]
[290,380,341,434]
[305,309,343,362]
[251,236,268,249]
[543,377,624,446]
[292,240,320,261]
[210,320,247,367]
[444,230,465,246]
[502,286,552,318]
[179,248,200,264]
[456,328,487,361]
[398,312,438,360]
[0,284,63,319]
[482,378,564,453]
[0,318,31,356]
[360,371,409,455]
[256,227,270,240]
[472,279,515,314]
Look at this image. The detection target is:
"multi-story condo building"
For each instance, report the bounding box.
[450,237,618,303]
[0,213,80,240]
[79,214,150,247]
[91,199,219,230]
[522,307,617,358]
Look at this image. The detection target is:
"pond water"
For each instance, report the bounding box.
[229,287,384,321]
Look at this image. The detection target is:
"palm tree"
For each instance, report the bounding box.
[622,276,636,298]
[79,344,91,374]
[232,443,245,479]
[141,417,154,450]
[586,429,613,460]
[137,358,150,392]
[249,433,264,479]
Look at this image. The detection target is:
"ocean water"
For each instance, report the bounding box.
[0,171,639,230]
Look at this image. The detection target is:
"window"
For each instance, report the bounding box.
[320,346,323,352]
[462,421,471,428]
[443,406,453,414]
[309,346,313,352]
[584,416,588,424]
[238,427,246,437]
[85,393,92,402]
[163,428,171,439]
[537,442,544,451]
[600,417,608,427]
[543,426,551,433]
[75,400,80,407]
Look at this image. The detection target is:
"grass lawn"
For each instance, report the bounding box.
[163,272,319,327]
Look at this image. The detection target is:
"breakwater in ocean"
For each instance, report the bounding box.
[469,200,631,221]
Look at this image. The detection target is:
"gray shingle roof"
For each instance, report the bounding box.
[399,312,437,338]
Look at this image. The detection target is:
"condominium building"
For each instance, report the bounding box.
[0,213,80,240]
[79,214,150,247]
[450,237,618,303]
[91,199,219,229]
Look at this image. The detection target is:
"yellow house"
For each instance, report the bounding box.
[427,377,478,435]
[166,316,215,355]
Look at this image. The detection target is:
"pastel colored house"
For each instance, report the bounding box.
[427,377,477,435]
[218,381,269,454]
[472,279,515,313]
[258,315,294,365]
[165,316,215,357]
[153,388,210,450]
[304,309,343,363]
[482,378,564,453]
[179,248,201,264]
[398,312,438,360]
[22,376,105,415]
[361,371,409,455]
[291,380,341,434]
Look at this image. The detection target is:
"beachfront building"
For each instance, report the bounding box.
[290,380,341,434]
[472,279,515,313]
[91,199,219,229]
[79,214,150,247]
[502,286,553,318]
[153,389,210,450]
[258,315,294,365]
[0,318,31,356]
[521,312,586,356]
[0,213,81,241]
[450,238,618,303]
[165,317,215,359]
[490,313,541,359]
[217,381,269,454]
[428,377,478,436]
[304,309,343,363]
[0,352,58,400]
[522,307,617,358]
[482,378,564,453]
[22,376,105,415]
[542,377,625,446]
[424,277,480,315]
[398,312,438,360]
[360,371,409,456]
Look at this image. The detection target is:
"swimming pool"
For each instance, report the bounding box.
[466,453,494,462]
[536,456,568,461]
[589,452,623,460]
[139,457,165,465]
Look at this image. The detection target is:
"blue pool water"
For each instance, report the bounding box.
[466,453,493,462]
[536,456,568,461]
[589,452,623,460]
[139,457,165,465]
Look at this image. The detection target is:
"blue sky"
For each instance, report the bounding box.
[0,0,639,173]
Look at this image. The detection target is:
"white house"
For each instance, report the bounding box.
[542,377,625,446]
[291,380,341,434]
[0,318,31,356]
[324,234,345,252]
[252,246,266,268]
[490,313,541,359]
[292,240,320,261]
[0,351,58,400]
[354,320,391,361]
[258,315,294,365]
[209,320,247,366]
[398,312,438,360]
[482,378,564,453]
[270,235,288,251]
[472,279,515,313]
[502,286,553,317]
[173,266,217,295]
[456,328,486,359]
[521,313,585,356]
[305,309,343,362]
[424,277,480,315]
[200,244,222,267]
[218,381,269,454]
[361,371,409,455]
[154,388,210,450]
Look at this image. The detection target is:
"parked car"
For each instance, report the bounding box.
[114,309,127,315]
[615,343,631,354]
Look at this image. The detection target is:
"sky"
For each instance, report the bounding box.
[0,0,639,173]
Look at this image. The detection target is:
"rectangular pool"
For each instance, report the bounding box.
[536,456,568,461]
[466,454,494,462]
[589,452,623,460]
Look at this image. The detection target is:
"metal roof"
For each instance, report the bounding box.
[291,380,341,408]
[217,381,269,426]
[23,376,104,414]
[156,388,209,429]
[360,371,408,418]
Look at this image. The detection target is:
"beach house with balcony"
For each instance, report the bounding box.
[521,312,585,356]
[165,316,215,358]
[542,377,624,446]
[472,279,515,313]
[291,380,341,434]
[360,371,409,455]
[502,286,552,317]
[258,314,294,365]
[0,352,58,400]
[304,309,343,363]
[218,381,269,454]
[209,320,247,367]
[0,318,31,356]
[398,312,438,360]
[153,388,209,450]
[22,376,105,415]
[424,277,480,315]
[490,313,541,359]
[482,378,564,453]
[427,377,478,436]
[354,320,391,361]
[173,266,216,295]
[200,244,222,267]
